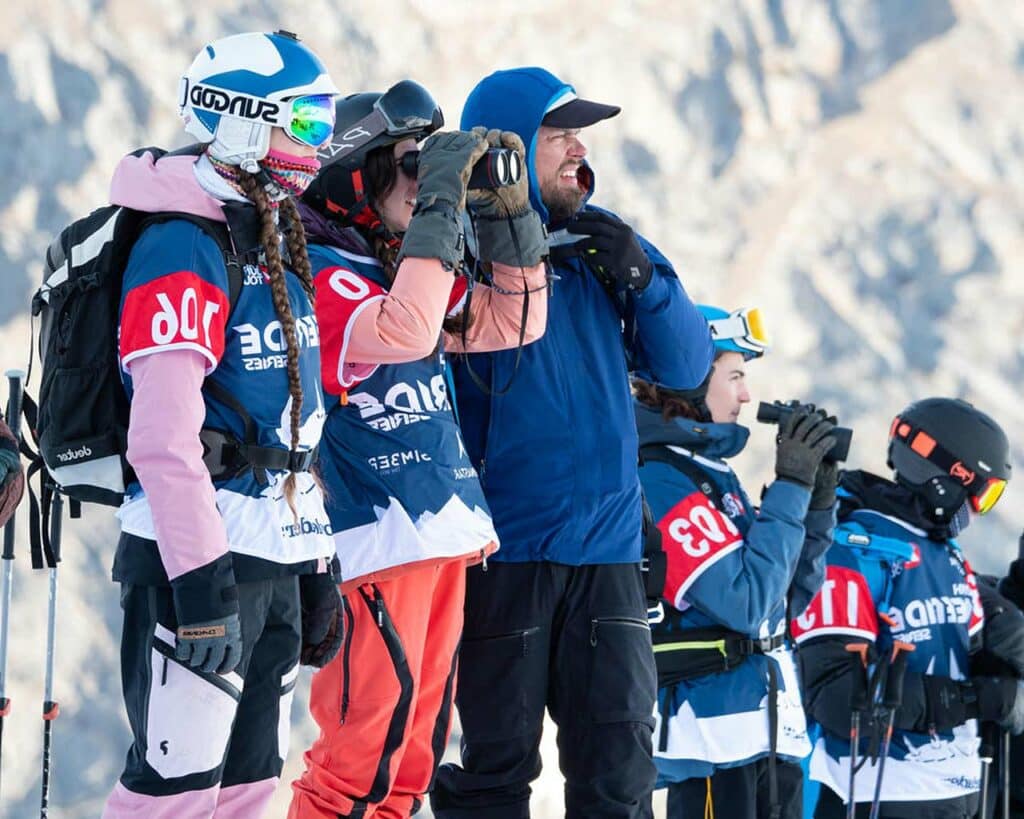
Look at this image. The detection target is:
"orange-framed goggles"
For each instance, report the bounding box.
[890,417,1007,514]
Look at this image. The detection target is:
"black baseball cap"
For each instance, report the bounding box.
[542,92,620,129]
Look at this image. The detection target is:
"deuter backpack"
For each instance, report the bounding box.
[22,145,246,509]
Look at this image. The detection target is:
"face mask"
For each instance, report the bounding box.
[947,499,972,538]
[260,148,322,198]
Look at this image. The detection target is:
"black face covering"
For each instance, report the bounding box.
[946,499,972,538]
[838,470,971,542]
[911,476,971,540]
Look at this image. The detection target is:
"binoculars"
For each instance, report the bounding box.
[757,401,853,463]
[400,147,523,190]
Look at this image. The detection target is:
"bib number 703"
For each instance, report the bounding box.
[667,504,741,558]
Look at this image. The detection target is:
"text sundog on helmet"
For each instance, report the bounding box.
[181,83,283,124]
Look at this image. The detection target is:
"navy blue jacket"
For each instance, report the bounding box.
[454,67,713,565]
[636,403,833,780]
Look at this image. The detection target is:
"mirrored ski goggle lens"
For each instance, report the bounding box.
[741,308,769,347]
[288,94,336,147]
[378,80,443,134]
[972,478,1006,515]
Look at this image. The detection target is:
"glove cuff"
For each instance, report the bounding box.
[397,204,464,270]
[170,552,239,625]
[474,210,547,267]
[774,473,814,491]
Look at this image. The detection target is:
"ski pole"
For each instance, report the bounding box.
[979,722,998,819]
[845,643,871,819]
[0,369,25,800]
[39,487,61,819]
[868,640,915,819]
[1001,728,1010,819]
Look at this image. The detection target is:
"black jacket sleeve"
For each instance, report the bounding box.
[978,576,1024,678]
[798,635,875,738]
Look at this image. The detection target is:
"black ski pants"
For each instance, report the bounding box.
[111,577,301,805]
[431,560,658,819]
[665,759,803,819]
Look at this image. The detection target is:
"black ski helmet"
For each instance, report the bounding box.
[303,80,442,225]
[888,397,1011,519]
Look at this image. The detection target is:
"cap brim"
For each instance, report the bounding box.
[542,98,621,129]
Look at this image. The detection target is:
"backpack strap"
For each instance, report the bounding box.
[639,443,726,511]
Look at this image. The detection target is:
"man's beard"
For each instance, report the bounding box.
[540,167,586,222]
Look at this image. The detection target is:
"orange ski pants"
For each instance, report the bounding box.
[289,559,466,819]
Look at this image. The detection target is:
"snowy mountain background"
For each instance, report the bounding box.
[1,0,1023,816]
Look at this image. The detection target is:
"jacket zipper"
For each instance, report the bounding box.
[462,626,541,656]
[590,616,650,647]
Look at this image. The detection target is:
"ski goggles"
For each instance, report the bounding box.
[281,94,337,148]
[890,417,1007,514]
[707,307,769,358]
[318,80,443,165]
[184,83,336,149]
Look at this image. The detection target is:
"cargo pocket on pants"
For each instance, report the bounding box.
[456,627,543,742]
[145,624,242,779]
[587,616,656,725]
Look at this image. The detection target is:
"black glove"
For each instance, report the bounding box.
[999,534,1024,609]
[171,553,243,675]
[972,676,1024,733]
[774,408,837,489]
[299,573,345,668]
[809,410,840,510]
[399,130,490,269]
[565,210,653,291]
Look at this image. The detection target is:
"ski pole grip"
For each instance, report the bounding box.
[881,641,914,709]
[979,721,999,761]
[845,643,871,711]
[4,370,25,436]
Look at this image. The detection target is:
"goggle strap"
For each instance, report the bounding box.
[892,417,1001,498]
[707,314,767,352]
[319,108,391,164]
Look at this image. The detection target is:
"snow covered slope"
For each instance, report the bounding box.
[1,1,1022,815]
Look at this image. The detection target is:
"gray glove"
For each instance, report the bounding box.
[398,130,489,269]
[468,128,546,267]
[171,554,242,674]
[774,408,837,489]
[176,613,243,675]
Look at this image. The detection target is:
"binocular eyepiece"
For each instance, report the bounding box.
[757,401,853,463]
[400,147,523,190]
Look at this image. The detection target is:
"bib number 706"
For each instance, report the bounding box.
[152,288,221,347]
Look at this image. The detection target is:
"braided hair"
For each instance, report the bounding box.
[237,171,314,518]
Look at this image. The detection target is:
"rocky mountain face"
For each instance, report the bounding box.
[1,1,1022,815]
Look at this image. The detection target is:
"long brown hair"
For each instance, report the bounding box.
[237,171,315,518]
[633,379,703,422]
[363,145,469,336]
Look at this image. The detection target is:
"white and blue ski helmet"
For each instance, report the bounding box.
[179,30,339,167]
[699,305,769,360]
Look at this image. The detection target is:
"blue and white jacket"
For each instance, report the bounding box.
[636,402,834,783]
[794,471,986,805]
